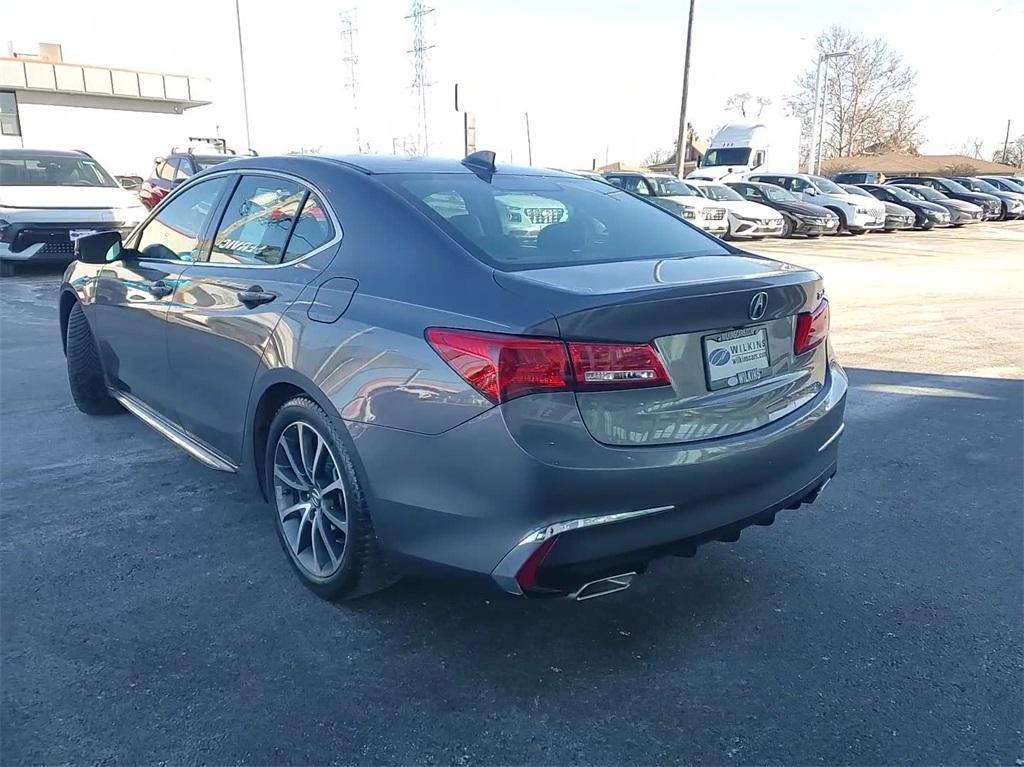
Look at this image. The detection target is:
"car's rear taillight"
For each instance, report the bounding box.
[794,299,829,355]
[426,328,671,404]
[568,342,670,390]
[425,328,570,404]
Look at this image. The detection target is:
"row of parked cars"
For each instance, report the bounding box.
[583,169,1024,241]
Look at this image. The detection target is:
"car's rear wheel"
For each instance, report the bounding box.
[266,397,395,600]
[65,302,121,415]
[781,217,795,238]
[0,261,15,278]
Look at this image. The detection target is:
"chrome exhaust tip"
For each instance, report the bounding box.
[571,572,637,601]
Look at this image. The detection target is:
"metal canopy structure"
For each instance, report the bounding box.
[0,56,212,115]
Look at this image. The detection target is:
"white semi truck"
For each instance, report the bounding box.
[687,119,802,183]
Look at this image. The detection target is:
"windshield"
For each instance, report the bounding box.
[194,156,230,171]
[385,173,727,271]
[902,185,945,202]
[758,184,797,202]
[0,154,117,187]
[810,176,845,194]
[881,185,918,203]
[994,177,1024,193]
[840,185,872,198]
[649,176,698,196]
[958,177,998,193]
[935,178,971,194]
[697,184,744,202]
[702,148,751,167]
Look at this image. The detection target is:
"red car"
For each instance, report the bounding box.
[139,151,233,210]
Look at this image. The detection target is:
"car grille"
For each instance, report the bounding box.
[524,208,564,225]
[705,208,726,221]
[6,222,128,253]
[38,241,76,256]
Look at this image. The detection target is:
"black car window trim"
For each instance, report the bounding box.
[137,169,343,270]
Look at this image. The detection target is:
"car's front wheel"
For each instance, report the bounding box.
[65,302,121,415]
[265,397,395,600]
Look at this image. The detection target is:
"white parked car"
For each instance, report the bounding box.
[0,149,148,276]
[601,171,729,236]
[746,172,885,234]
[684,179,785,239]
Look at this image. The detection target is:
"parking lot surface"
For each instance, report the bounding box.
[2,223,1022,765]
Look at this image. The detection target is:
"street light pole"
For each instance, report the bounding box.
[812,49,851,175]
[234,0,252,153]
[674,0,696,178]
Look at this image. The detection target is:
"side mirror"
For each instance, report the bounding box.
[75,230,123,265]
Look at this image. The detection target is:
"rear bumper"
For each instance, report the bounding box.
[349,360,848,595]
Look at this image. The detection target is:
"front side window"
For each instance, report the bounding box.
[135,177,227,261]
[156,160,175,181]
[0,153,117,187]
[385,173,727,271]
[612,176,650,196]
[789,177,810,193]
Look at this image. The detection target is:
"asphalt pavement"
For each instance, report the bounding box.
[2,223,1022,765]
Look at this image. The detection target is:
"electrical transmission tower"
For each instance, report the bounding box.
[339,8,364,153]
[406,0,435,155]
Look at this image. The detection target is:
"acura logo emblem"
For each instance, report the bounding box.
[749,292,768,321]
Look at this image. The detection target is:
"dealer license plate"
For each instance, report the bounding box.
[703,326,771,390]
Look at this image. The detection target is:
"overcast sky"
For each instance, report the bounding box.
[6,0,1023,168]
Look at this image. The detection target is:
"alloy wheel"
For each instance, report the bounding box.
[272,422,348,579]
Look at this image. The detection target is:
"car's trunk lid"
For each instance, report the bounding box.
[495,254,828,446]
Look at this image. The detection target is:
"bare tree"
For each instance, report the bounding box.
[957,138,985,159]
[942,162,980,176]
[725,92,772,118]
[644,146,675,166]
[993,134,1024,167]
[789,26,924,167]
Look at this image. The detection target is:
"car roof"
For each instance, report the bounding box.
[315,153,572,177]
[0,148,91,158]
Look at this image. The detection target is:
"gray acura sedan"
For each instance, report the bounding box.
[60,152,847,602]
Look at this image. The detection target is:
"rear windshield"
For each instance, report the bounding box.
[0,154,117,187]
[386,173,727,271]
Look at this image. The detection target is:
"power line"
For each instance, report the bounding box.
[339,9,364,153]
[406,0,435,155]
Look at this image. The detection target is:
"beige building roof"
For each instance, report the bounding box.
[822,153,1020,176]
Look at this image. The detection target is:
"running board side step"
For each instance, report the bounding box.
[110,390,237,473]
[570,572,637,601]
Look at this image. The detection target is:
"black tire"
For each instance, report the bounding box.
[265,396,396,600]
[827,207,850,234]
[781,217,795,238]
[65,302,121,415]
[0,261,15,278]
[806,232,822,238]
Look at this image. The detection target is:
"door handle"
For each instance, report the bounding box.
[237,286,277,307]
[149,280,173,298]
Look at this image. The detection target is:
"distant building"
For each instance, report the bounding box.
[0,42,215,175]
[821,152,1021,177]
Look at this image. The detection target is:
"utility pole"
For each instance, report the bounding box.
[234,0,252,152]
[525,112,533,165]
[339,9,363,153]
[674,0,696,178]
[406,1,435,156]
[1003,119,1012,165]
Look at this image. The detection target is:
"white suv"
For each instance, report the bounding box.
[0,149,148,276]
[747,173,885,234]
[602,172,729,236]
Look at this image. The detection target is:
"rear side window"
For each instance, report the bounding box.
[209,176,334,265]
[135,177,227,261]
[156,160,175,180]
[174,159,193,180]
[283,193,335,261]
[385,173,726,271]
